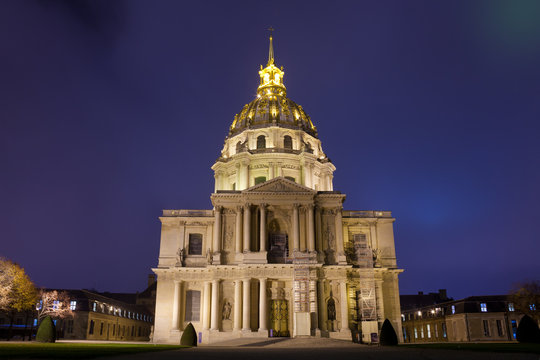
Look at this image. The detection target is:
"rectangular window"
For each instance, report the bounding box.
[188,233,203,255]
[427,324,431,338]
[185,290,201,321]
[496,320,503,336]
[442,323,447,338]
[434,324,438,338]
[451,305,455,314]
[100,322,104,335]
[414,327,418,339]
[483,320,490,337]
[70,300,77,311]
[89,320,94,335]
[508,303,515,311]
[420,326,424,338]
[403,327,407,341]
[480,303,487,312]
[92,302,97,312]
[529,304,537,311]
[511,320,517,339]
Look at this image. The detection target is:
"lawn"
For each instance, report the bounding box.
[0,343,186,359]
[402,342,540,354]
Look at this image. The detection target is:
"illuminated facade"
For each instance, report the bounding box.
[153,35,403,344]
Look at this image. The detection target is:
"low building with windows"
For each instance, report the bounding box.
[153,35,404,344]
[401,295,523,343]
[56,289,154,341]
[0,288,154,341]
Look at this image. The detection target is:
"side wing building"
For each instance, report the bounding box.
[153,36,403,344]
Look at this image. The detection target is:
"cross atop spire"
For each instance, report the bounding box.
[267,26,275,66]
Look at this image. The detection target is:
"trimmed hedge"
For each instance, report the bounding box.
[36,316,56,343]
[379,319,398,346]
[180,322,197,346]
[516,315,540,343]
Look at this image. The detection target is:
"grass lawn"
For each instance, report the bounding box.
[0,343,187,359]
[402,342,540,354]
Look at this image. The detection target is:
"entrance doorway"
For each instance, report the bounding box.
[270,300,289,337]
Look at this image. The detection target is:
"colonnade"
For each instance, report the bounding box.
[190,278,269,332]
[212,204,322,256]
[171,278,352,334]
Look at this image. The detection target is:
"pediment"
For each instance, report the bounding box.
[243,177,316,194]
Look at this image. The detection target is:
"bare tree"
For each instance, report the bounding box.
[510,281,540,323]
[36,290,73,323]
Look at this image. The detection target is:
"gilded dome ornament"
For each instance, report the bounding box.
[228,33,318,138]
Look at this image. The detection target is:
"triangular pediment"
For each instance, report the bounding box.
[243,177,316,193]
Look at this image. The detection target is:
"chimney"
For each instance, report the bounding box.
[438,289,447,300]
[148,274,156,287]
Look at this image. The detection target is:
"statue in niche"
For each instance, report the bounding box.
[176,248,185,267]
[206,249,213,265]
[327,295,336,321]
[222,301,232,320]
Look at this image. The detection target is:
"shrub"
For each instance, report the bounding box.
[516,315,540,343]
[36,316,56,343]
[180,322,197,346]
[379,319,398,345]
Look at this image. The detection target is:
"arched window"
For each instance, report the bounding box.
[257,135,266,149]
[284,135,292,149]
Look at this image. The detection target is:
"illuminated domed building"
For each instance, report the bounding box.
[152,35,403,344]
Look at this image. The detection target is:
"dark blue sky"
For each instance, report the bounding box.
[1,0,539,299]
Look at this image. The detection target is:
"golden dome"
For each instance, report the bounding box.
[228,35,317,138]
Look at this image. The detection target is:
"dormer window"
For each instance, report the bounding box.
[257,135,266,149]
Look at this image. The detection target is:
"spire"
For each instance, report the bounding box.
[267,26,274,66]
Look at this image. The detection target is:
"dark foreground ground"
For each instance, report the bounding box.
[112,338,540,360]
[2,338,539,360]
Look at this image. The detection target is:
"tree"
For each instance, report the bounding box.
[379,319,398,346]
[36,290,73,323]
[510,281,540,323]
[35,316,56,343]
[516,315,540,343]
[0,258,38,340]
[180,322,197,346]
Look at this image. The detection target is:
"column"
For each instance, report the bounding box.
[310,280,318,329]
[171,281,181,330]
[235,163,241,189]
[243,204,251,252]
[339,280,349,331]
[203,281,211,330]
[292,204,300,252]
[235,206,243,254]
[307,205,315,252]
[268,162,274,179]
[335,207,346,264]
[210,279,220,330]
[259,278,268,331]
[244,162,250,188]
[317,280,327,331]
[213,206,222,254]
[259,204,267,252]
[277,163,283,177]
[234,280,242,331]
[242,278,251,331]
[376,279,385,322]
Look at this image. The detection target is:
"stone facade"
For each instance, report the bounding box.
[153,36,403,344]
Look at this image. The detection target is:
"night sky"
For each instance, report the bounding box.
[1,0,539,299]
